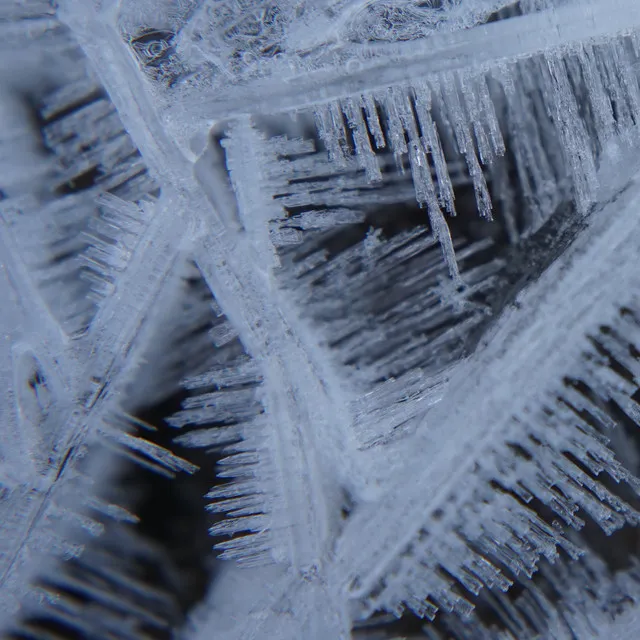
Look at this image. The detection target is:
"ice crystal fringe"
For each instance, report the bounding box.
[0,9,199,632]
[169,293,324,568]
[304,37,640,259]
[334,166,640,623]
[11,515,183,640]
[190,30,640,638]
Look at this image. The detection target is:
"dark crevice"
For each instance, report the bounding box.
[119,392,217,620]
[39,90,106,125]
[54,165,101,195]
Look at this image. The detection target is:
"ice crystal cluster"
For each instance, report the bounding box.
[4,0,640,638]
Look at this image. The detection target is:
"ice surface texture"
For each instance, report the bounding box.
[2,0,640,638]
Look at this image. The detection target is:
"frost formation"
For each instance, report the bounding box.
[2,0,640,638]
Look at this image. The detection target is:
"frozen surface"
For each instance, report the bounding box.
[1,0,640,638]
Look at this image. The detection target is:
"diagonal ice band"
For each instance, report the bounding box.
[169,0,640,122]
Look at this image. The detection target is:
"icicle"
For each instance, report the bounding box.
[101,415,199,476]
[471,74,505,158]
[222,118,280,267]
[207,429,281,563]
[595,42,636,143]
[458,72,494,166]
[594,329,640,380]
[178,388,261,426]
[39,74,102,123]
[352,368,448,445]
[276,168,415,210]
[436,72,493,220]
[464,550,513,592]
[286,207,366,229]
[498,591,535,637]
[490,154,519,243]
[582,352,636,398]
[210,514,270,537]
[173,425,241,448]
[313,102,348,168]
[270,226,303,247]
[490,61,517,101]
[502,64,560,228]
[378,86,408,171]
[1,194,98,335]
[406,595,439,621]
[521,405,640,534]
[577,44,617,151]
[86,497,138,523]
[522,58,567,174]
[617,306,640,349]
[169,345,297,568]
[182,356,261,390]
[592,39,640,147]
[627,28,640,57]
[389,86,420,140]
[361,93,386,150]
[412,80,456,216]
[541,54,598,213]
[382,85,460,281]
[78,194,153,306]
[611,39,640,133]
[209,320,239,347]
[341,96,382,182]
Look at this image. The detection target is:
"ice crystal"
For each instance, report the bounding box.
[2,0,640,638]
